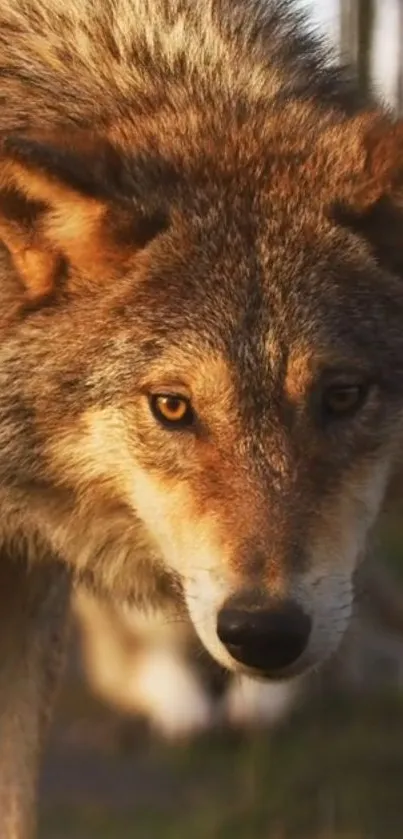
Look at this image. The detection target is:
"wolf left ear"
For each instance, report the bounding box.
[334,117,403,277]
[0,131,168,304]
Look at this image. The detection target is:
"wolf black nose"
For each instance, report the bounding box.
[216,595,311,674]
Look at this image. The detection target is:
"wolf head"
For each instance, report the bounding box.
[1,0,403,680]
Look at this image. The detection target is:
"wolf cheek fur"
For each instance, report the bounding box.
[1,0,403,836]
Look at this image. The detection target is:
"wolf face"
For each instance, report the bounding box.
[1,0,403,681]
[66,194,401,679]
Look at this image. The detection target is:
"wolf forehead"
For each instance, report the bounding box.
[114,160,401,360]
[50,133,403,395]
[86,116,403,351]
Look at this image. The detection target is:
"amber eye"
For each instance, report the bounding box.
[321,382,368,418]
[150,394,194,428]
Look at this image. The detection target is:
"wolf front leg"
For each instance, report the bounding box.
[0,555,71,839]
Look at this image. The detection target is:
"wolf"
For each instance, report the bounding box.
[1,0,403,835]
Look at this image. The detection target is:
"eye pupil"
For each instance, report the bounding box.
[164,397,181,415]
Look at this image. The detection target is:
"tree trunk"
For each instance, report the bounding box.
[339,0,375,97]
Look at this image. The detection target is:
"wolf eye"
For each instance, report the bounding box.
[150,394,194,428]
[321,382,368,418]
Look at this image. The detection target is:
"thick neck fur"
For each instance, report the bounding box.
[0,0,364,136]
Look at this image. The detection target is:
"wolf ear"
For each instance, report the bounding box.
[0,132,168,305]
[334,118,403,277]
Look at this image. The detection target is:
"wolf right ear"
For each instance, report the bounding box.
[0,131,169,305]
[334,117,403,277]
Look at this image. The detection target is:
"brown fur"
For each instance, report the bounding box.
[1,1,403,835]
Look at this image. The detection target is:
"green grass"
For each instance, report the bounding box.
[39,693,403,839]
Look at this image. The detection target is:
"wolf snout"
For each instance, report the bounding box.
[216,592,312,675]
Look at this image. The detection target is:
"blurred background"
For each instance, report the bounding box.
[39,3,403,837]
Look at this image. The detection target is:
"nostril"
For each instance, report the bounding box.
[216,597,312,673]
